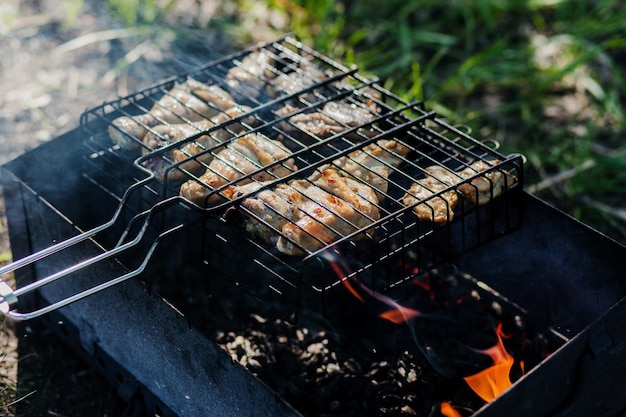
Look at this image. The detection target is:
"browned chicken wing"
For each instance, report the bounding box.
[276,169,380,255]
[225,182,301,246]
[403,159,514,224]
[402,165,460,224]
[142,119,217,181]
[277,100,379,141]
[456,160,512,205]
[179,133,297,206]
[109,78,237,150]
[226,50,275,99]
[324,139,410,201]
[226,167,380,255]
[268,63,327,98]
[141,106,256,181]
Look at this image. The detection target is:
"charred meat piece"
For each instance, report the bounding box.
[456,160,513,205]
[403,160,515,223]
[209,105,258,138]
[142,119,217,181]
[277,100,378,141]
[267,62,327,99]
[179,133,297,206]
[224,181,301,246]
[109,78,237,150]
[285,111,345,138]
[226,50,275,99]
[109,114,157,150]
[321,101,379,128]
[189,81,239,110]
[141,106,256,181]
[323,139,410,202]
[402,166,460,224]
[276,169,380,255]
[227,168,380,256]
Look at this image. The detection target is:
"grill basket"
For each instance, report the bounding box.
[1,35,522,322]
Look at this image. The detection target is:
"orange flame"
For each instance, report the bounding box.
[379,305,421,324]
[328,257,364,302]
[440,402,462,417]
[463,323,515,402]
[325,253,422,322]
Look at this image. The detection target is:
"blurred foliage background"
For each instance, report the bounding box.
[99,0,626,241]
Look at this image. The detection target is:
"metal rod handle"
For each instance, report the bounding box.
[0,194,188,320]
[0,225,173,320]
[0,176,153,279]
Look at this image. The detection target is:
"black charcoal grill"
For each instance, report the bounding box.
[2,36,626,417]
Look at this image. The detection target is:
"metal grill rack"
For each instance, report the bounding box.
[0,35,523,321]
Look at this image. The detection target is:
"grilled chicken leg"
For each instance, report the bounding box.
[109,78,237,150]
[456,160,511,205]
[323,139,410,202]
[226,167,380,255]
[179,133,297,206]
[141,106,256,181]
[403,159,513,224]
[402,165,460,224]
[276,169,380,255]
[277,101,379,141]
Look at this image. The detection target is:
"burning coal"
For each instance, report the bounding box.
[322,249,525,405]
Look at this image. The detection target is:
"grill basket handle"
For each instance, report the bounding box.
[0,195,189,320]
